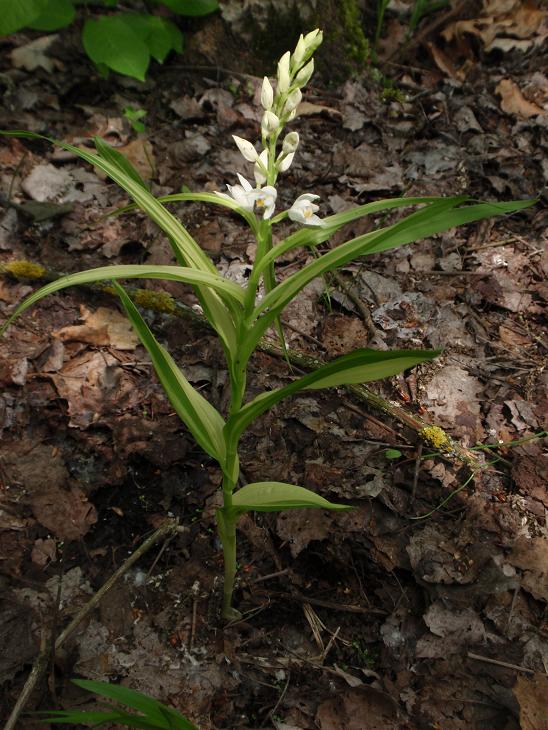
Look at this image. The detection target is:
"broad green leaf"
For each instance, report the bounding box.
[0,0,48,35]
[94,136,148,191]
[226,348,439,443]
[83,15,150,81]
[0,131,238,362]
[28,0,75,30]
[159,0,219,16]
[232,482,350,512]
[245,196,536,359]
[0,263,244,337]
[114,283,227,465]
[119,13,182,63]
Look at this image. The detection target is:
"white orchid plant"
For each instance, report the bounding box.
[0,30,535,620]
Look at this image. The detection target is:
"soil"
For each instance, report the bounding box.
[0,2,547,729]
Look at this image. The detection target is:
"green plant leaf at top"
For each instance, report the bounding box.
[28,0,75,30]
[83,15,150,81]
[119,13,183,63]
[225,348,439,443]
[159,0,219,16]
[231,482,351,513]
[0,0,49,34]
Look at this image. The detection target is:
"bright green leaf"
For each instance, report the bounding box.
[159,0,219,16]
[384,448,402,460]
[94,135,148,190]
[226,348,439,443]
[83,15,150,81]
[114,284,227,465]
[28,0,75,30]
[0,0,48,34]
[119,13,182,63]
[36,678,199,729]
[245,196,536,360]
[232,482,350,512]
[0,263,244,337]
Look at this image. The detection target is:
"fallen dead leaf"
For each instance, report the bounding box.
[116,139,156,181]
[10,35,60,73]
[30,486,97,541]
[31,538,57,567]
[54,305,139,350]
[296,101,342,121]
[496,79,546,119]
[507,537,548,602]
[315,687,400,730]
[513,674,548,730]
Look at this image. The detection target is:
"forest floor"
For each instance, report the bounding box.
[0,3,547,729]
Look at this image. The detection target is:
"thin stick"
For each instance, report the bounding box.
[56,519,180,649]
[466,652,541,676]
[4,632,51,730]
[5,519,181,730]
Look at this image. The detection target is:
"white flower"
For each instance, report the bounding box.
[215,173,255,211]
[288,193,325,226]
[283,88,302,114]
[282,131,299,154]
[232,135,259,163]
[261,76,274,110]
[294,59,314,87]
[261,110,280,137]
[254,149,269,185]
[277,51,291,93]
[250,186,277,219]
[277,152,294,173]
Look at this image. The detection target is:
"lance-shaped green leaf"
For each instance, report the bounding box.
[244,196,536,359]
[0,264,244,337]
[231,482,350,512]
[114,283,227,466]
[226,348,439,443]
[0,131,239,361]
[251,195,449,287]
[112,192,259,234]
[36,678,198,729]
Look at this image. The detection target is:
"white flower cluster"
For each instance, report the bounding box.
[217,29,326,227]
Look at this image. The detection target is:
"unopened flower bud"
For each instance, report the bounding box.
[294,59,314,87]
[282,131,299,154]
[277,152,295,173]
[261,76,273,110]
[283,88,302,114]
[261,110,280,137]
[287,109,297,121]
[304,29,323,53]
[277,51,291,93]
[291,34,306,67]
[232,135,259,163]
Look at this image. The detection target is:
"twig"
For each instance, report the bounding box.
[1,260,481,470]
[55,519,180,649]
[6,519,181,730]
[466,652,542,676]
[328,270,379,340]
[4,631,51,730]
